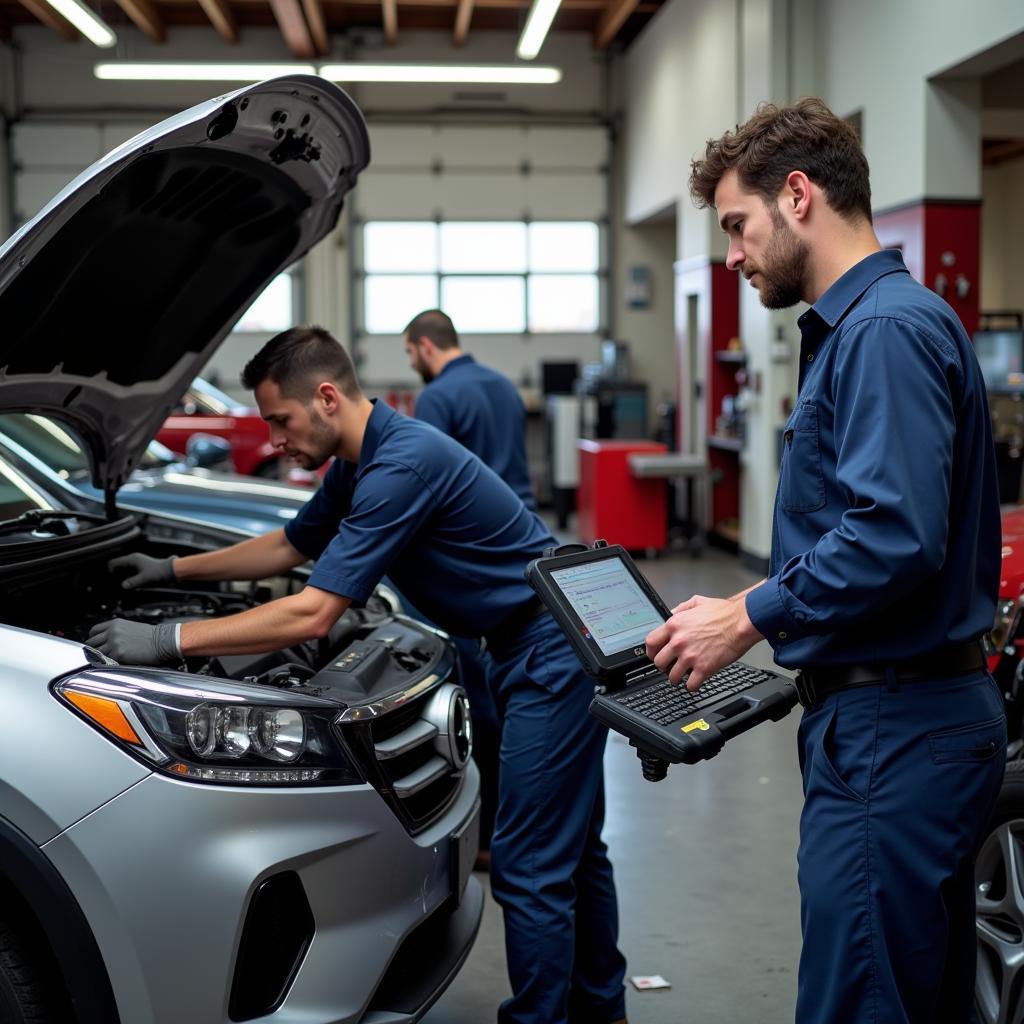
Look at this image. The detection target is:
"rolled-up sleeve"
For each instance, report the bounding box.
[746,317,960,647]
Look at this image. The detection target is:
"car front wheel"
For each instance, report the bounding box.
[0,918,57,1023]
[977,760,1024,1024]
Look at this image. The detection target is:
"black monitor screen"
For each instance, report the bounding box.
[975,330,1024,387]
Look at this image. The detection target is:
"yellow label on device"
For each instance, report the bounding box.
[682,719,710,733]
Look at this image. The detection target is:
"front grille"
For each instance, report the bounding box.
[339,678,469,835]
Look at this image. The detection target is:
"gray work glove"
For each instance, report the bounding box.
[108,553,177,590]
[87,619,181,666]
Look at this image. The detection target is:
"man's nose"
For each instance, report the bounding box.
[726,243,744,273]
[269,427,285,449]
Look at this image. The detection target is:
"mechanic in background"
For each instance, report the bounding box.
[89,326,627,1024]
[404,308,535,510]
[404,307,537,869]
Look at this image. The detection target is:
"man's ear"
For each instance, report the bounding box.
[785,170,812,222]
[417,336,436,360]
[316,381,342,414]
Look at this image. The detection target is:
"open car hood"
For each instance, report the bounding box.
[0,76,369,508]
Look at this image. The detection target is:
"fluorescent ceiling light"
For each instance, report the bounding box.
[95,63,317,81]
[516,0,562,60]
[47,0,116,47]
[319,63,561,84]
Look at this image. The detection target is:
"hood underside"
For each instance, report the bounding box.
[0,76,370,500]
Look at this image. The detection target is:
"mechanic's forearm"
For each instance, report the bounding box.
[172,529,308,583]
[178,589,351,657]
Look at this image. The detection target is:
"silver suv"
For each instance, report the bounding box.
[0,77,481,1024]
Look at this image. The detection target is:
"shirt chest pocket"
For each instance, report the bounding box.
[780,401,826,513]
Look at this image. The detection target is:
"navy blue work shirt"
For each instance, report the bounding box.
[414,354,536,511]
[745,249,1000,668]
[284,400,554,638]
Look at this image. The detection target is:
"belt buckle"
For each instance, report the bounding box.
[794,670,817,709]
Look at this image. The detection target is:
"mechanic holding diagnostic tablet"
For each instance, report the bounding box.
[88,326,627,1024]
[645,98,1005,1022]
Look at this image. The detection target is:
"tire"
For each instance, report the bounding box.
[976,760,1024,1024]
[0,918,57,1023]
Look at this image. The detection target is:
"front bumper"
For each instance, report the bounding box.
[41,764,482,1024]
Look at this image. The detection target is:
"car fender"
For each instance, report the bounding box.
[0,815,120,1023]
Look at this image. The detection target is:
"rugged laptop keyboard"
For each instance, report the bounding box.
[613,663,776,726]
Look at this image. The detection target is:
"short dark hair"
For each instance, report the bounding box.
[404,309,459,351]
[689,97,872,223]
[241,325,362,400]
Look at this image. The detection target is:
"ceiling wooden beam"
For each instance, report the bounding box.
[983,139,1024,166]
[300,0,328,53]
[17,0,77,39]
[381,0,397,43]
[453,0,472,45]
[593,0,638,47]
[197,0,238,42]
[113,0,165,41]
[269,0,316,56]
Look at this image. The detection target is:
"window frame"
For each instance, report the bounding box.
[358,219,605,337]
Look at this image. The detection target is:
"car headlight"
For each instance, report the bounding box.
[987,598,1021,655]
[53,669,363,786]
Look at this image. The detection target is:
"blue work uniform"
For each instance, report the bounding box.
[284,401,626,1024]
[745,249,1005,1023]
[412,353,533,857]
[414,353,536,510]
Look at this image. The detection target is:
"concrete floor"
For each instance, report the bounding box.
[423,545,805,1024]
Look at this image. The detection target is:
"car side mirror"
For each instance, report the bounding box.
[186,433,232,470]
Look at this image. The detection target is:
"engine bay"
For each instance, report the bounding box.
[1,547,451,708]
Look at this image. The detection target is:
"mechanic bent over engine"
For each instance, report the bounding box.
[88,325,628,1024]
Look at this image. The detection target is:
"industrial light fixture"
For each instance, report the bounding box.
[95,63,317,81]
[516,0,562,60]
[94,63,562,85]
[318,63,561,84]
[47,0,116,47]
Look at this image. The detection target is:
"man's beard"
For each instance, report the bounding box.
[295,406,338,470]
[748,206,809,310]
[413,354,433,384]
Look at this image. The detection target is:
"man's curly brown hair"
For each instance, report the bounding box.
[689,98,871,223]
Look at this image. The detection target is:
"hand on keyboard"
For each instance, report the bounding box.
[644,592,765,690]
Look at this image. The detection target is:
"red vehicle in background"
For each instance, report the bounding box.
[157,376,324,485]
[975,504,1024,1023]
[157,377,278,478]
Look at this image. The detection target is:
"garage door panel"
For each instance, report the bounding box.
[525,126,608,168]
[367,125,439,169]
[13,123,101,167]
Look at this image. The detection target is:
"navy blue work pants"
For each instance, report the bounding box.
[796,672,1006,1023]
[487,614,627,1024]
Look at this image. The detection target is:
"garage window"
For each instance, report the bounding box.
[361,221,601,335]
[235,271,297,333]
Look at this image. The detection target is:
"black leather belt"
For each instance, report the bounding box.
[794,643,986,708]
[483,596,551,655]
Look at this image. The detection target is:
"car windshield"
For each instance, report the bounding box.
[182,378,238,416]
[0,414,172,480]
[0,453,53,522]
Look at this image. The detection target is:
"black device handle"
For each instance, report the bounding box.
[542,539,608,558]
[713,686,799,741]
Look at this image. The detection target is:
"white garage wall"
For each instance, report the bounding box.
[817,0,1023,209]
[352,120,609,387]
[982,156,1024,316]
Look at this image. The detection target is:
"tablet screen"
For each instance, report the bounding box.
[549,555,665,657]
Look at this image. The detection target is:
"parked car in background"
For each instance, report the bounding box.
[0,76,481,1024]
[0,412,311,537]
[976,504,1024,1024]
[157,375,293,479]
